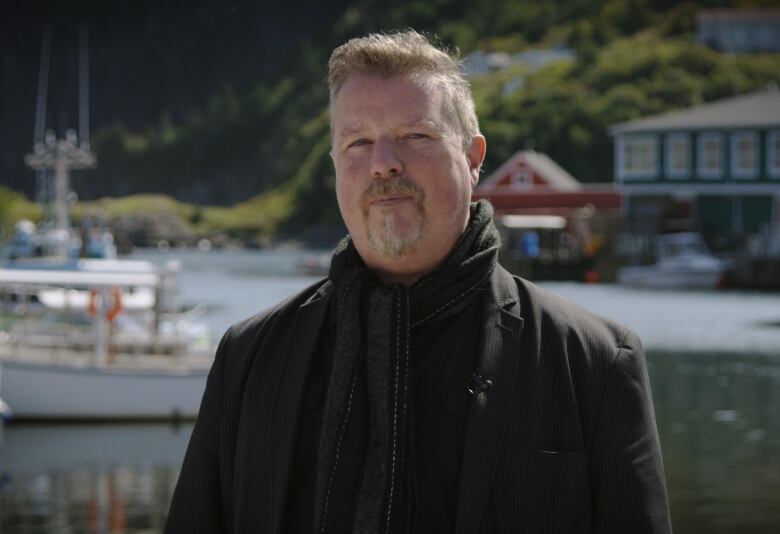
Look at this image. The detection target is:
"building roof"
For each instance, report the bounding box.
[479,150,581,191]
[698,9,780,21]
[475,150,620,212]
[610,89,780,134]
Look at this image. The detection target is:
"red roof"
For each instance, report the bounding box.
[475,150,621,212]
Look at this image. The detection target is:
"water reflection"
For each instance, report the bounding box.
[649,351,780,533]
[1,352,779,533]
[0,423,192,533]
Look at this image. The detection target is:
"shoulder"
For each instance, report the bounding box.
[217,277,333,366]
[512,275,640,368]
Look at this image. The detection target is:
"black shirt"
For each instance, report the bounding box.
[282,293,484,533]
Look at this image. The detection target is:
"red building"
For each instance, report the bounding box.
[473,150,622,281]
[473,150,620,214]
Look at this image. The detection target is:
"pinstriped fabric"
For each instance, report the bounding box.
[165,278,334,534]
[268,298,333,533]
[455,270,524,534]
[485,449,590,533]
[165,269,671,534]
[236,283,332,533]
[466,275,670,534]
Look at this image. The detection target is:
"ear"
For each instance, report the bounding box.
[466,134,486,188]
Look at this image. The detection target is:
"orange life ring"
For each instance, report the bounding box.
[87,288,99,317]
[87,287,123,321]
[107,286,123,322]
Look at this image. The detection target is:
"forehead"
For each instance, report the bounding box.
[331,74,448,134]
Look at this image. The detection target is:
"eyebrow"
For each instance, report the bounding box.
[402,117,444,132]
[335,117,445,140]
[337,123,364,139]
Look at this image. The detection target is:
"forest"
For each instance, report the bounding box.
[1,0,779,244]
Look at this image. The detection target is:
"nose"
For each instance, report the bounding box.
[370,137,403,178]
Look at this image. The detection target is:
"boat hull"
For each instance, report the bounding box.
[0,359,208,421]
[617,265,722,289]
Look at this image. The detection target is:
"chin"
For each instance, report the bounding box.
[367,212,425,258]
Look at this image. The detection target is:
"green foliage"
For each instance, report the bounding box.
[474,31,780,182]
[72,194,195,222]
[80,0,780,240]
[0,185,40,237]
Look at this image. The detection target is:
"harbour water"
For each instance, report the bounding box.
[1,249,779,533]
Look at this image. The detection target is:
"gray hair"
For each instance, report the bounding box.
[328,30,480,151]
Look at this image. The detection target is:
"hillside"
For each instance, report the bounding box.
[2,0,779,243]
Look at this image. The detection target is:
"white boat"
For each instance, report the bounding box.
[0,29,214,421]
[617,233,728,289]
[0,358,208,421]
[0,267,213,421]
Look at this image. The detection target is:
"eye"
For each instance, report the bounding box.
[347,138,371,148]
[404,133,429,140]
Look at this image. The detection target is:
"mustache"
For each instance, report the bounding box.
[360,176,425,212]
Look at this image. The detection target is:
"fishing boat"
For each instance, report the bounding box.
[0,27,213,421]
[617,232,728,289]
[0,267,212,420]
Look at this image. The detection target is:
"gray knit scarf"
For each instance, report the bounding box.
[315,200,500,534]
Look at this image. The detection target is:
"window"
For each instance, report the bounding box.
[619,135,658,179]
[697,132,724,179]
[510,167,533,188]
[769,131,780,179]
[665,134,690,179]
[730,131,758,179]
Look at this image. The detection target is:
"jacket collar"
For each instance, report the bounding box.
[456,265,525,534]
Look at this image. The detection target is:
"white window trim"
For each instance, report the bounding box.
[697,132,724,180]
[618,134,658,180]
[665,133,690,180]
[730,130,759,179]
[768,130,780,179]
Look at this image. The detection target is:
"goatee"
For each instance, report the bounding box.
[360,177,426,258]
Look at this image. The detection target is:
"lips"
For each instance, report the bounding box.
[370,195,413,207]
[360,176,425,215]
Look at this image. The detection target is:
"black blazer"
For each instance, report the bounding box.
[165,266,671,533]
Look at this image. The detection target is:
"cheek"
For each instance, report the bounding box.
[335,176,366,236]
[335,158,364,192]
[428,178,472,229]
[335,180,356,221]
[335,160,359,197]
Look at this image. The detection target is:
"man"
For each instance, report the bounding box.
[166,30,671,533]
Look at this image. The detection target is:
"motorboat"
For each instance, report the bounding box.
[617,232,728,289]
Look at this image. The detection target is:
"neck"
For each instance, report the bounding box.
[375,271,422,287]
[367,255,444,288]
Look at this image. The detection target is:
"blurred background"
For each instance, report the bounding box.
[1,0,779,532]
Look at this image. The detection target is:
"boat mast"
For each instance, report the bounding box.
[24,25,96,248]
[78,23,91,151]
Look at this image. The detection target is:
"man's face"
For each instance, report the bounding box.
[331,74,486,283]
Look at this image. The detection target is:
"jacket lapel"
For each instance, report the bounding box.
[267,281,333,534]
[455,267,524,534]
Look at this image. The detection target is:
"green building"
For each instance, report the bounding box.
[610,88,780,252]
